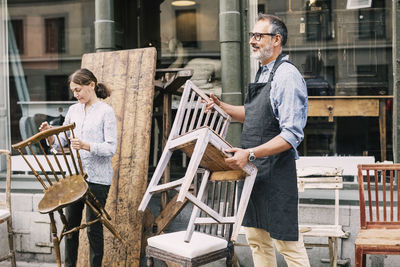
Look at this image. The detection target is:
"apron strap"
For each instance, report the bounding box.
[267,54,297,83]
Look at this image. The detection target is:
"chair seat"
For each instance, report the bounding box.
[356,229,400,247]
[38,174,88,213]
[147,231,228,258]
[0,208,10,221]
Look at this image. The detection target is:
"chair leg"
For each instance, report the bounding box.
[49,212,62,267]
[355,246,364,267]
[226,241,234,267]
[139,149,173,211]
[177,132,209,202]
[7,219,16,267]
[231,170,256,241]
[85,199,124,242]
[328,237,338,267]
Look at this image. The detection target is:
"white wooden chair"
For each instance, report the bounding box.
[297,166,349,267]
[0,149,16,267]
[146,168,256,266]
[139,80,257,241]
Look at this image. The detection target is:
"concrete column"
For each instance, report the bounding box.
[95,0,115,52]
[219,0,243,146]
[393,0,400,162]
[0,0,11,162]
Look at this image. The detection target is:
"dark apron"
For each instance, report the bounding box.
[240,54,299,241]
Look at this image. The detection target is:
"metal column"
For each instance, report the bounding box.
[95,0,115,52]
[393,0,400,162]
[219,0,243,146]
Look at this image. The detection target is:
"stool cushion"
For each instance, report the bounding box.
[147,231,228,258]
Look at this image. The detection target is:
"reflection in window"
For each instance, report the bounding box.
[45,75,69,101]
[305,0,332,41]
[10,19,24,54]
[358,0,385,39]
[45,17,66,53]
[175,9,197,48]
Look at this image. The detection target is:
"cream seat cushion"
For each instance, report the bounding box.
[0,208,10,221]
[147,231,228,258]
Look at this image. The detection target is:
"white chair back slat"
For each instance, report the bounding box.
[188,97,202,132]
[181,91,197,135]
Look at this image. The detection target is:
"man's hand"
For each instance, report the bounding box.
[69,138,90,151]
[205,93,221,113]
[224,147,250,170]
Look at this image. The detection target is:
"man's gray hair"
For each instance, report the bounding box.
[257,14,288,46]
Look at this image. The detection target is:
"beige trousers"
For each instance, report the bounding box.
[244,227,310,267]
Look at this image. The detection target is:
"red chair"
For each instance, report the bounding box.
[355,164,400,267]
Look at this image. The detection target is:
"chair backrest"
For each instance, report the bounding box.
[184,169,244,242]
[12,123,84,190]
[0,150,11,212]
[357,164,400,229]
[169,80,231,141]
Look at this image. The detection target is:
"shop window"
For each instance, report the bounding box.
[45,17,66,53]
[358,0,385,39]
[45,75,69,101]
[175,9,197,48]
[10,19,24,54]
[305,0,332,41]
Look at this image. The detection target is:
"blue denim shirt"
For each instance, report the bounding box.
[257,55,308,159]
[54,101,117,185]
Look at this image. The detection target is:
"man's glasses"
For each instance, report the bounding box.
[248,32,276,41]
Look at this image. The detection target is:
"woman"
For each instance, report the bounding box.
[39,68,117,267]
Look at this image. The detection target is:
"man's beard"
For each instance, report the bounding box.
[251,45,273,62]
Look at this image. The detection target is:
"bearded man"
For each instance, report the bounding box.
[206,14,310,267]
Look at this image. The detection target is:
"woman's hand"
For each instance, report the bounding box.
[69,138,90,151]
[39,121,55,145]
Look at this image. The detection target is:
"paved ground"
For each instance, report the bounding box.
[0,262,57,267]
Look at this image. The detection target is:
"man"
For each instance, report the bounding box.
[207,14,310,267]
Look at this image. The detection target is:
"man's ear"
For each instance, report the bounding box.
[273,34,282,47]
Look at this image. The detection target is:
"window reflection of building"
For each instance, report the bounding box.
[175,9,197,48]
[45,17,66,53]
[10,19,24,54]
[305,0,332,41]
[273,0,392,160]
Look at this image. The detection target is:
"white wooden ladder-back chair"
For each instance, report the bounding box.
[0,149,16,267]
[12,123,123,267]
[139,80,257,265]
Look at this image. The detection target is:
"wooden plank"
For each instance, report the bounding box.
[77,48,156,267]
[308,98,379,117]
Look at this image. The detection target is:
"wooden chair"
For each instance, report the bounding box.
[138,80,257,241]
[146,168,255,266]
[297,166,349,267]
[12,123,123,267]
[0,149,16,267]
[355,164,400,267]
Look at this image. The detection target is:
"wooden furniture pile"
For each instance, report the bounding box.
[139,80,257,266]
